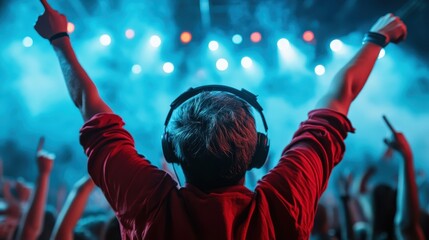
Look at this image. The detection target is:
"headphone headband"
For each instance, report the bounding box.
[162,84,270,177]
[164,85,268,133]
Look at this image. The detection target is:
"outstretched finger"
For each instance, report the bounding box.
[382,115,397,134]
[40,0,54,12]
[37,136,45,152]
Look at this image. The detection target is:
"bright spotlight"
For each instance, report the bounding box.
[180,31,192,44]
[131,64,142,74]
[330,39,343,52]
[22,36,33,48]
[99,34,112,46]
[277,38,290,50]
[208,40,219,51]
[241,57,253,69]
[378,48,386,59]
[150,35,162,48]
[163,62,174,74]
[67,22,75,34]
[125,29,135,39]
[232,34,243,44]
[216,58,228,71]
[314,65,326,76]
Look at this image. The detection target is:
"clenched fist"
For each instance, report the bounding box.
[370,13,407,44]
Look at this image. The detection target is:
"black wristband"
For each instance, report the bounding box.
[49,32,69,43]
[362,32,388,48]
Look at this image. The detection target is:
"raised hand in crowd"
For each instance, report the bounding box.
[16,137,54,240]
[51,176,95,240]
[383,116,424,240]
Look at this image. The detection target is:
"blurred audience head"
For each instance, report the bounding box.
[370,184,397,240]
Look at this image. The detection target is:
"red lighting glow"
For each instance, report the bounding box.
[250,32,262,43]
[180,31,192,44]
[303,30,315,42]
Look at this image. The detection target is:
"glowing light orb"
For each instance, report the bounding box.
[303,30,314,42]
[241,57,253,69]
[132,64,142,74]
[125,29,135,39]
[180,31,192,44]
[216,58,228,71]
[150,35,162,48]
[99,34,112,46]
[315,65,326,76]
[67,22,75,33]
[22,36,33,47]
[208,40,219,51]
[330,39,343,52]
[277,38,290,50]
[163,62,174,74]
[232,34,243,44]
[250,32,262,43]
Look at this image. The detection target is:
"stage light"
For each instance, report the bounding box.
[163,62,174,74]
[67,22,75,34]
[277,38,290,50]
[125,29,135,39]
[378,48,385,59]
[330,39,343,52]
[216,58,228,71]
[180,31,192,44]
[314,64,326,76]
[241,57,253,69]
[250,32,262,43]
[303,30,314,42]
[22,36,33,48]
[132,64,142,74]
[232,34,242,44]
[150,35,161,48]
[208,40,219,51]
[99,34,111,46]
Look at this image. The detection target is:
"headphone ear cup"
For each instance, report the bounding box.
[162,132,181,164]
[248,132,269,170]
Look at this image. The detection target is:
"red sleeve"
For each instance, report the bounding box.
[256,109,354,238]
[79,113,177,222]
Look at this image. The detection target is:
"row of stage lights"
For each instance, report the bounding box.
[21,22,386,76]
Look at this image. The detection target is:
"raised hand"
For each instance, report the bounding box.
[370,13,407,44]
[34,0,68,39]
[15,180,33,203]
[36,137,55,175]
[1,180,23,220]
[384,132,412,159]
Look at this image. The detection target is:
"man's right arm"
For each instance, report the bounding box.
[34,0,112,122]
[317,13,407,116]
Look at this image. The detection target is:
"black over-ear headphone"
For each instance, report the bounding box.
[162,85,269,170]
